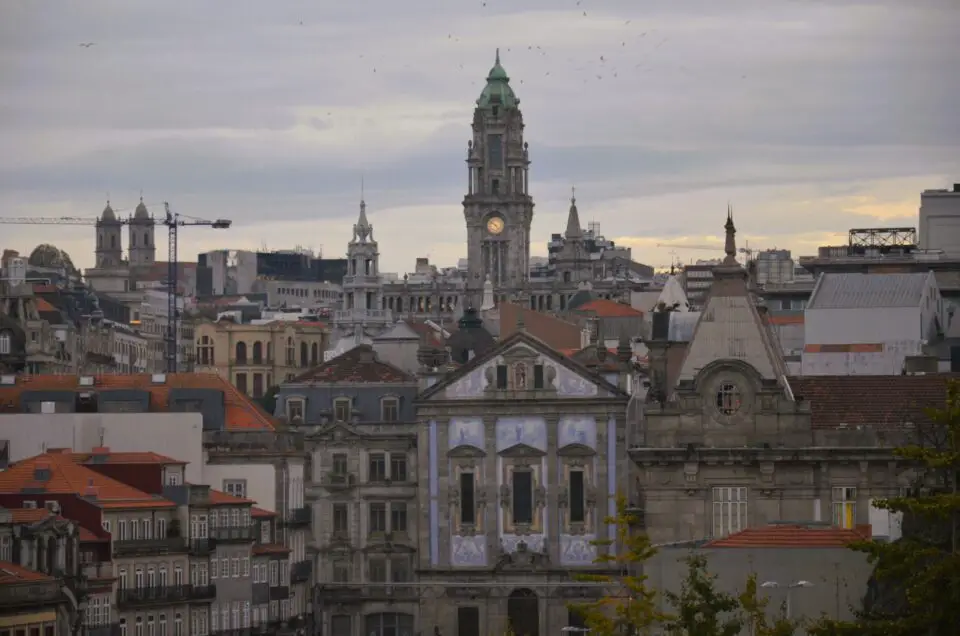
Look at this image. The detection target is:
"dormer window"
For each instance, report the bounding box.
[287,398,305,423]
[380,397,399,423]
[333,398,351,423]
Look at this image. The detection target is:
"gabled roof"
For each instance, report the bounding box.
[419,329,629,401]
[577,298,644,318]
[498,302,582,351]
[292,344,414,384]
[0,373,276,430]
[0,452,174,510]
[0,560,52,584]
[808,272,935,310]
[251,507,275,518]
[705,523,868,548]
[789,374,954,430]
[677,214,790,386]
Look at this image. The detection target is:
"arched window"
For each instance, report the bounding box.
[300,342,308,367]
[235,341,247,364]
[311,342,319,365]
[110,235,117,249]
[144,231,150,245]
[252,341,263,364]
[508,589,540,636]
[364,613,414,636]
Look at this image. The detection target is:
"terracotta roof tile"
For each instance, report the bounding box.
[789,375,955,429]
[577,298,644,318]
[293,345,414,384]
[253,543,290,556]
[207,489,253,505]
[0,560,52,585]
[251,507,275,518]
[35,298,58,313]
[0,373,275,431]
[705,524,869,548]
[498,302,582,351]
[0,452,174,510]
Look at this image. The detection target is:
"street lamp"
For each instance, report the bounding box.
[760,580,814,619]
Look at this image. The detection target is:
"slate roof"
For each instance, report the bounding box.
[0,373,276,431]
[0,452,174,510]
[577,298,644,318]
[0,560,52,584]
[293,344,414,383]
[498,302,582,351]
[807,272,933,310]
[790,374,955,429]
[705,523,868,548]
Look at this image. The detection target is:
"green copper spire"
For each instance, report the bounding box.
[477,49,518,109]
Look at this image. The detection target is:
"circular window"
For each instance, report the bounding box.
[716,382,742,416]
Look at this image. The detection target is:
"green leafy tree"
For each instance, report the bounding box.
[663,553,742,636]
[810,381,960,636]
[569,495,670,635]
[738,574,798,636]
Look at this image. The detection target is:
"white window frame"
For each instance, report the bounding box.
[223,479,247,498]
[333,397,351,422]
[380,396,400,422]
[832,486,857,529]
[711,486,748,537]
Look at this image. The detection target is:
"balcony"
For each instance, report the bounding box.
[187,584,216,602]
[284,506,311,527]
[211,525,256,542]
[334,308,392,324]
[190,538,216,555]
[320,472,356,489]
[116,585,196,609]
[82,561,115,581]
[290,559,312,584]
[269,585,290,601]
[112,537,187,557]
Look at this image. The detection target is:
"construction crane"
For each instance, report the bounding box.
[655,242,755,259]
[0,203,231,372]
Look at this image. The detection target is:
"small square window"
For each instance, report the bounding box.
[380,398,399,422]
[333,398,351,422]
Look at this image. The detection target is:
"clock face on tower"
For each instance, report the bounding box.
[486,216,505,235]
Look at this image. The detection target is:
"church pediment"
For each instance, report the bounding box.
[312,421,364,442]
[557,443,596,457]
[498,443,546,458]
[448,444,487,458]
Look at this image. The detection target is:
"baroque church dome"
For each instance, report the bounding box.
[28,244,77,274]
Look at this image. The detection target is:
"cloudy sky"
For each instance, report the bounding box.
[1,0,958,274]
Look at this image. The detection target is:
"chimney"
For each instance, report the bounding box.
[91,446,110,463]
[83,478,99,500]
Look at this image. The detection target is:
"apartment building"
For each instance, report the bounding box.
[274,345,419,636]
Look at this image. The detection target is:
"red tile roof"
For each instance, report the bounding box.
[705,524,869,548]
[789,375,955,429]
[0,452,174,510]
[0,373,276,430]
[207,489,253,506]
[251,507,275,518]
[252,543,290,556]
[35,298,58,313]
[498,302,582,351]
[577,298,644,318]
[0,560,52,585]
[293,345,414,383]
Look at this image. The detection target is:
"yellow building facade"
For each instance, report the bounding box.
[193,319,328,397]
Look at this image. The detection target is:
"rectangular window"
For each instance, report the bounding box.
[512,470,534,524]
[235,373,248,394]
[332,453,348,475]
[381,398,399,422]
[242,557,250,577]
[569,470,586,524]
[533,364,545,389]
[220,559,229,578]
[223,480,247,498]
[712,486,748,537]
[460,472,476,525]
[457,606,481,636]
[369,453,387,481]
[390,454,407,482]
[487,134,503,170]
[333,504,348,534]
[495,365,508,389]
[333,561,350,583]
[390,557,409,582]
[832,486,857,529]
[368,558,387,583]
[231,558,239,578]
[390,502,407,534]
[333,397,351,422]
[252,373,264,398]
[287,399,304,422]
[369,502,387,533]
[269,561,278,586]
[331,615,352,636]
[261,520,271,544]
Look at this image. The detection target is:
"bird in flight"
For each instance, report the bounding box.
[79,42,95,47]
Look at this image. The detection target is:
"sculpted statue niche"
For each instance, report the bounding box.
[514,362,527,389]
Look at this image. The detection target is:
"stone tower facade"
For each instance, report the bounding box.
[128,198,156,267]
[463,50,533,308]
[340,198,385,324]
[95,201,123,268]
[553,189,593,285]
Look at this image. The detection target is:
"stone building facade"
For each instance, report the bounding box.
[634,213,905,544]
[415,330,631,636]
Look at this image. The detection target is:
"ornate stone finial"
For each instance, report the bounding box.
[495,48,500,65]
[723,203,738,265]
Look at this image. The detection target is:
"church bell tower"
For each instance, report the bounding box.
[463,50,533,308]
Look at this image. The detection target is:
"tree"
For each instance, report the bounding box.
[738,574,798,636]
[663,553,741,636]
[810,381,960,636]
[255,385,279,418]
[569,495,670,635]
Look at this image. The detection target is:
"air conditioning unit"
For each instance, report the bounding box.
[45,501,60,513]
[78,376,96,387]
